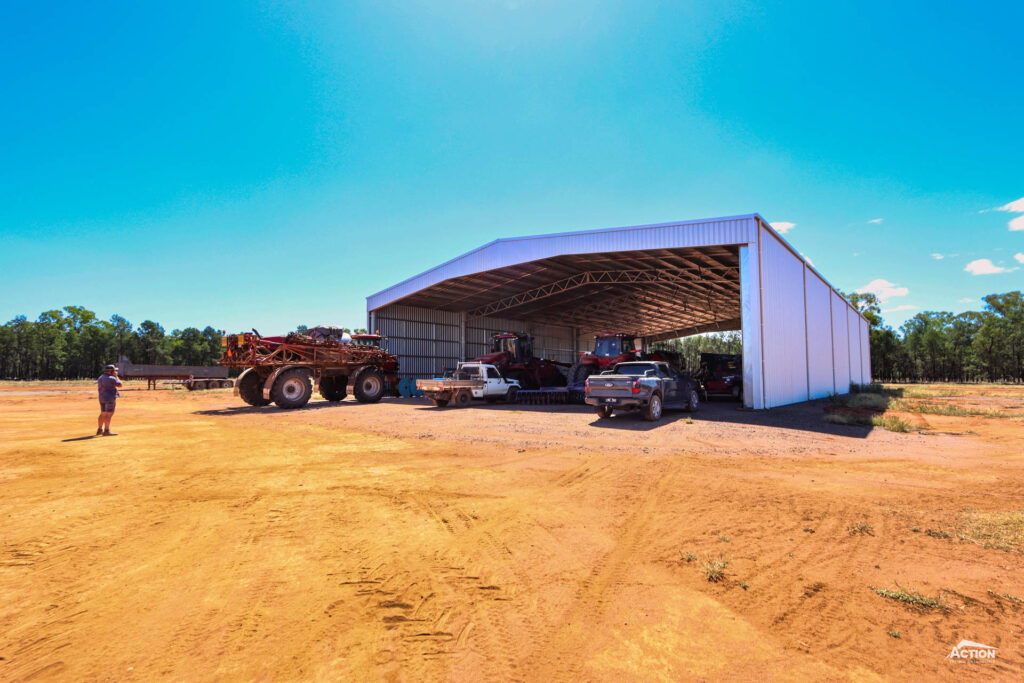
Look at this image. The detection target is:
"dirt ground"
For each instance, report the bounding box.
[2,381,1023,681]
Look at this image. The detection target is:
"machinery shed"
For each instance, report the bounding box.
[366,214,870,409]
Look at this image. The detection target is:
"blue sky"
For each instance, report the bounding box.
[2,0,1022,334]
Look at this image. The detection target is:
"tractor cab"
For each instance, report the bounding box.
[491,333,534,364]
[592,334,640,360]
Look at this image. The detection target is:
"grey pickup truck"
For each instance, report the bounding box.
[584,361,700,421]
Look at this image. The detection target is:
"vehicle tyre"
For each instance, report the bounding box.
[731,384,741,400]
[237,371,271,406]
[686,389,700,413]
[320,375,348,402]
[453,389,472,408]
[353,368,385,403]
[221,380,232,389]
[643,393,663,422]
[506,386,519,403]
[569,363,595,387]
[432,398,449,407]
[271,368,313,409]
[186,381,196,391]
[595,405,613,419]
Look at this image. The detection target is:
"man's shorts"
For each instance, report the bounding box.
[99,400,116,413]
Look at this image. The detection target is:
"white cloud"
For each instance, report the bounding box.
[1016,253,1024,264]
[882,304,917,313]
[770,221,795,234]
[801,253,815,267]
[856,278,909,302]
[958,297,974,304]
[994,197,1024,231]
[964,258,1014,275]
[931,253,944,260]
[867,218,884,224]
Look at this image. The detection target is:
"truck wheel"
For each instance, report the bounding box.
[353,368,385,403]
[320,375,348,402]
[453,390,472,408]
[686,389,700,413]
[643,393,663,422]
[432,398,449,407]
[237,371,271,406]
[731,385,740,400]
[506,386,519,403]
[221,380,232,389]
[595,405,613,419]
[186,381,196,391]
[271,368,313,409]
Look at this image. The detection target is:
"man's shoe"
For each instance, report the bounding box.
[96,428,104,436]
[102,431,118,436]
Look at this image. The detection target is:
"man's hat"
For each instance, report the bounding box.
[105,364,117,371]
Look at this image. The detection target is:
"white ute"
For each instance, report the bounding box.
[415,362,521,408]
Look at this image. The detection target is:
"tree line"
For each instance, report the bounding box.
[851,290,1023,383]
[0,306,225,379]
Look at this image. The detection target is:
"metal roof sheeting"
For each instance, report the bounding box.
[367,214,759,311]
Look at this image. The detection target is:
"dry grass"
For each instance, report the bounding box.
[956,510,1024,552]
[825,412,913,433]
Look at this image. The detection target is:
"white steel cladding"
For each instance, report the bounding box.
[760,230,809,407]
[860,317,871,383]
[847,305,863,385]
[831,289,852,393]
[804,269,835,399]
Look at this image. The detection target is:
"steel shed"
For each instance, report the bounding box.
[366,214,870,409]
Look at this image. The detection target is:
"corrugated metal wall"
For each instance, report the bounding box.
[372,304,576,379]
[847,306,863,386]
[860,318,871,384]
[372,304,462,378]
[804,269,835,399]
[760,232,809,407]
[830,290,851,392]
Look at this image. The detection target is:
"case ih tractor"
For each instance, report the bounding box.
[471,333,568,390]
[568,333,684,386]
[219,330,400,409]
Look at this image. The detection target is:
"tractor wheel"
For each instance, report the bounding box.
[432,398,449,407]
[271,368,313,409]
[453,390,472,408]
[506,386,519,403]
[568,363,595,387]
[353,368,385,403]
[643,393,663,422]
[237,371,270,406]
[320,375,348,402]
[595,405,613,419]
[686,389,700,413]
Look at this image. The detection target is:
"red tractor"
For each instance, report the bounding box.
[567,333,685,386]
[567,333,643,386]
[472,333,568,390]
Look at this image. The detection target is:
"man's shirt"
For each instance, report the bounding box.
[97,374,123,401]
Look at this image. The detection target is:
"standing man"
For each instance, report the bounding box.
[97,364,123,436]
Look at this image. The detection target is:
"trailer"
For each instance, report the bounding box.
[116,356,231,390]
[219,331,401,409]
